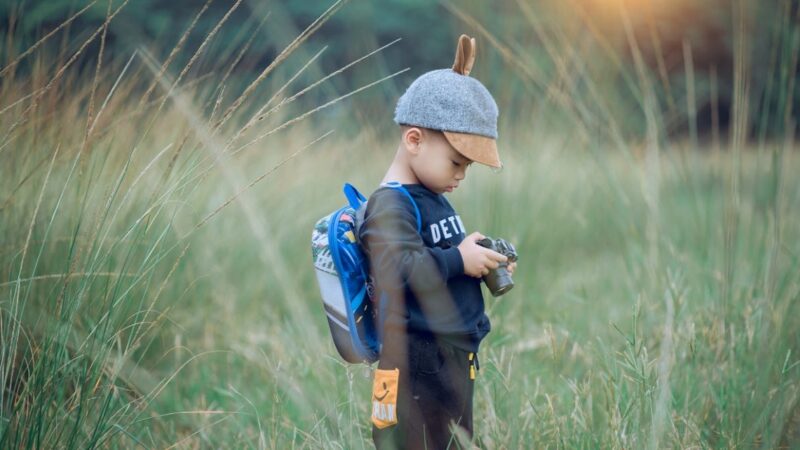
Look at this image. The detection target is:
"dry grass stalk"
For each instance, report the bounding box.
[195,130,334,229]
[81,0,113,165]
[151,0,242,120]
[228,37,401,152]
[230,67,409,157]
[216,12,271,95]
[225,46,328,149]
[139,0,213,108]
[0,0,130,154]
[0,1,98,77]
[214,0,348,132]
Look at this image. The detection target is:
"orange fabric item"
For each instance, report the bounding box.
[371,368,400,429]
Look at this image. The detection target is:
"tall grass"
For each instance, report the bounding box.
[1,0,799,448]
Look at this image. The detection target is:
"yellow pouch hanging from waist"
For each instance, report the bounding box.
[371,368,399,428]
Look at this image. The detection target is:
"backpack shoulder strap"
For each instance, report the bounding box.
[343,183,367,209]
[380,181,422,233]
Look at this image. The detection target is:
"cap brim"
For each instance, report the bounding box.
[443,131,501,169]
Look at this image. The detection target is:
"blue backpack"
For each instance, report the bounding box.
[311,182,420,364]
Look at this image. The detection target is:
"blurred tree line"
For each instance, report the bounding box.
[1,0,797,144]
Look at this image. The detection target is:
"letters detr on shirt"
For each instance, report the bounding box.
[429,215,466,244]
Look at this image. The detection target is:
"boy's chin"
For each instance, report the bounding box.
[420,182,452,194]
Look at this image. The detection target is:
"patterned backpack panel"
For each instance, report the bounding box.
[312,185,378,363]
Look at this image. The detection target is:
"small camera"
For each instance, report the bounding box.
[475,237,518,297]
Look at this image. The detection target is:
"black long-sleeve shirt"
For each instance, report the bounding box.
[358,184,490,352]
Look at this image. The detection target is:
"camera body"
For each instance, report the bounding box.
[475,237,518,297]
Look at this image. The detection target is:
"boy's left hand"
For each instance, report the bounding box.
[507,261,517,275]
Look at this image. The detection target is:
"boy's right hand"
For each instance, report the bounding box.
[458,232,508,278]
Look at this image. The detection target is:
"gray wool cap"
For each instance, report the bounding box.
[394,68,499,139]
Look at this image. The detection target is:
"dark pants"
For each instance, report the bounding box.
[372,330,477,450]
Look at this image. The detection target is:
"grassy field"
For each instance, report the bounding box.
[1,3,800,448]
[2,93,799,448]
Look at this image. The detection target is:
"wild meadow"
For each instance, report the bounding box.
[0,0,798,448]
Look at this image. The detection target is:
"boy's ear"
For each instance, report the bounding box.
[402,127,423,155]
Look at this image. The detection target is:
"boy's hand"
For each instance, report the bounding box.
[458,232,508,278]
[507,261,517,275]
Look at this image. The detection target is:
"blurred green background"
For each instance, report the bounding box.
[3,0,798,139]
[0,0,798,448]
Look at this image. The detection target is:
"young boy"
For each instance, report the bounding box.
[359,35,516,449]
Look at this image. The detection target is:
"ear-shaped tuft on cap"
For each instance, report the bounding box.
[452,34,477,76]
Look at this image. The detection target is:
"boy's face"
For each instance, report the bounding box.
[406,127,473,194]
